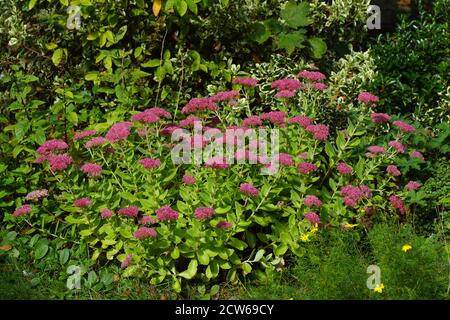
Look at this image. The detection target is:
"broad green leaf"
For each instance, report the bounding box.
[251,22,271,44]
[52,48,64,66]
[35,243,49,260]
[178,259,198,279]
[229,237,248,251]
[281,1,312,28]
[176,0,188,16]
[28,0,37,10]
[308,37,327,59]
[277,31,306,54]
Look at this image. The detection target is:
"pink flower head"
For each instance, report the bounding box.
[25,189,49,201]
[131,109,160,123]
[240,183,259,197]
[304,212,321,225]
[84,137,107,149]
[74,130,97,141]
[179,115,201,128]
[410,150,425,161]
[336,162,352,175]
[105,122,132,143]
[36,139,69,155]
[312,83,328,91]
[139,216,157,225]
[298,152,309,160]
[389,195,405,214]
[393,120,416,133]
[118,206,139,218]
[357,91,379,104]
[340,185,371,207]
[386,165,401,176]
[275,90,295,98]
[278,153,294,166]
[47,154,73,171]
[134,227,157,240]
[194,207,215,220]
[217,221,233,229]
[204,156,229,169]
[271,79,301,91]
[100,208,114,219]
[306,124,329,141]
[161,124,180,136]
[297,70,326,82]
[146,107,172,119]
[73,198,92,207]
[260,111,288,125]
[190,135,209,149]
[232,78,258,87]
[156,206,179,222]
[288,116,314,128]
[304,195,322,208]
[367,146,385,154]
[405,181,421,191]
[182,174,196,185]
[298,162,317,174]
[121,254,132,269]
[210,90,240,102]
[242,116,262,127]
[12,204,32,217]
[81,163,102,177]
[388,141,406,153]
[181,97,218,114]
[138,158,161,169]
[371,113,391,124]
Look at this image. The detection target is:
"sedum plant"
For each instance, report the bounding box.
[5,71,428,292]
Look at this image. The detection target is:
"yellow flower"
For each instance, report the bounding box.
[373,283,384,293]
[300,234,310,242]
[310,225,319,234]
[402,244,412,252]
[343,223,358,229]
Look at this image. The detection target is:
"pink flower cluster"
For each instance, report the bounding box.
[118,206,139,218]
[297,70,326,82]
[181,97,218,114]
[340,185,372,207]
[85,137,107,149]
[393,120,416,133]
[304,212,321,225]
[389,195,405,214]
[194,207,215,220]
[288,116,313,128]
[121,254,132,268]
[217,221,233,229]
[37,139,69,155]
[47,154,73,171]
[242,115,262,127]
[12,204,32,217]
[210,90,240,102]
[139,216,157,225]
[388,141,406,153]
[304,195,321,208]
[131,110,160,123]
[336,162,352,175]
[105,122,132,143]
[271,79,301,91]
[179,115,201,128]
[357,91,379,104]
[371,113,391,124]
[306,124,329,141]
[156,206,179,221]
[134,227,157,239]
[182,174,196,185]
[367,146,385,154]
[275,90,295,98]
[25,189,48,201]
[73,198,92,207]
[298,162,317,174]
[260,111,288,125]
[405,181,421,191]
[81,163,102,177]
[100,208,114,219]
[386,165,401,176]
[278,153,294,166]
[232,78,258,87]
[74,130,97,141]
[410,150,425,160]
[138,158,161,169]
[240,183,259,197]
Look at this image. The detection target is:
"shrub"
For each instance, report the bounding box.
[3,71,431,292]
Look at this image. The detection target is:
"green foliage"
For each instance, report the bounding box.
[368,0,450,125]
